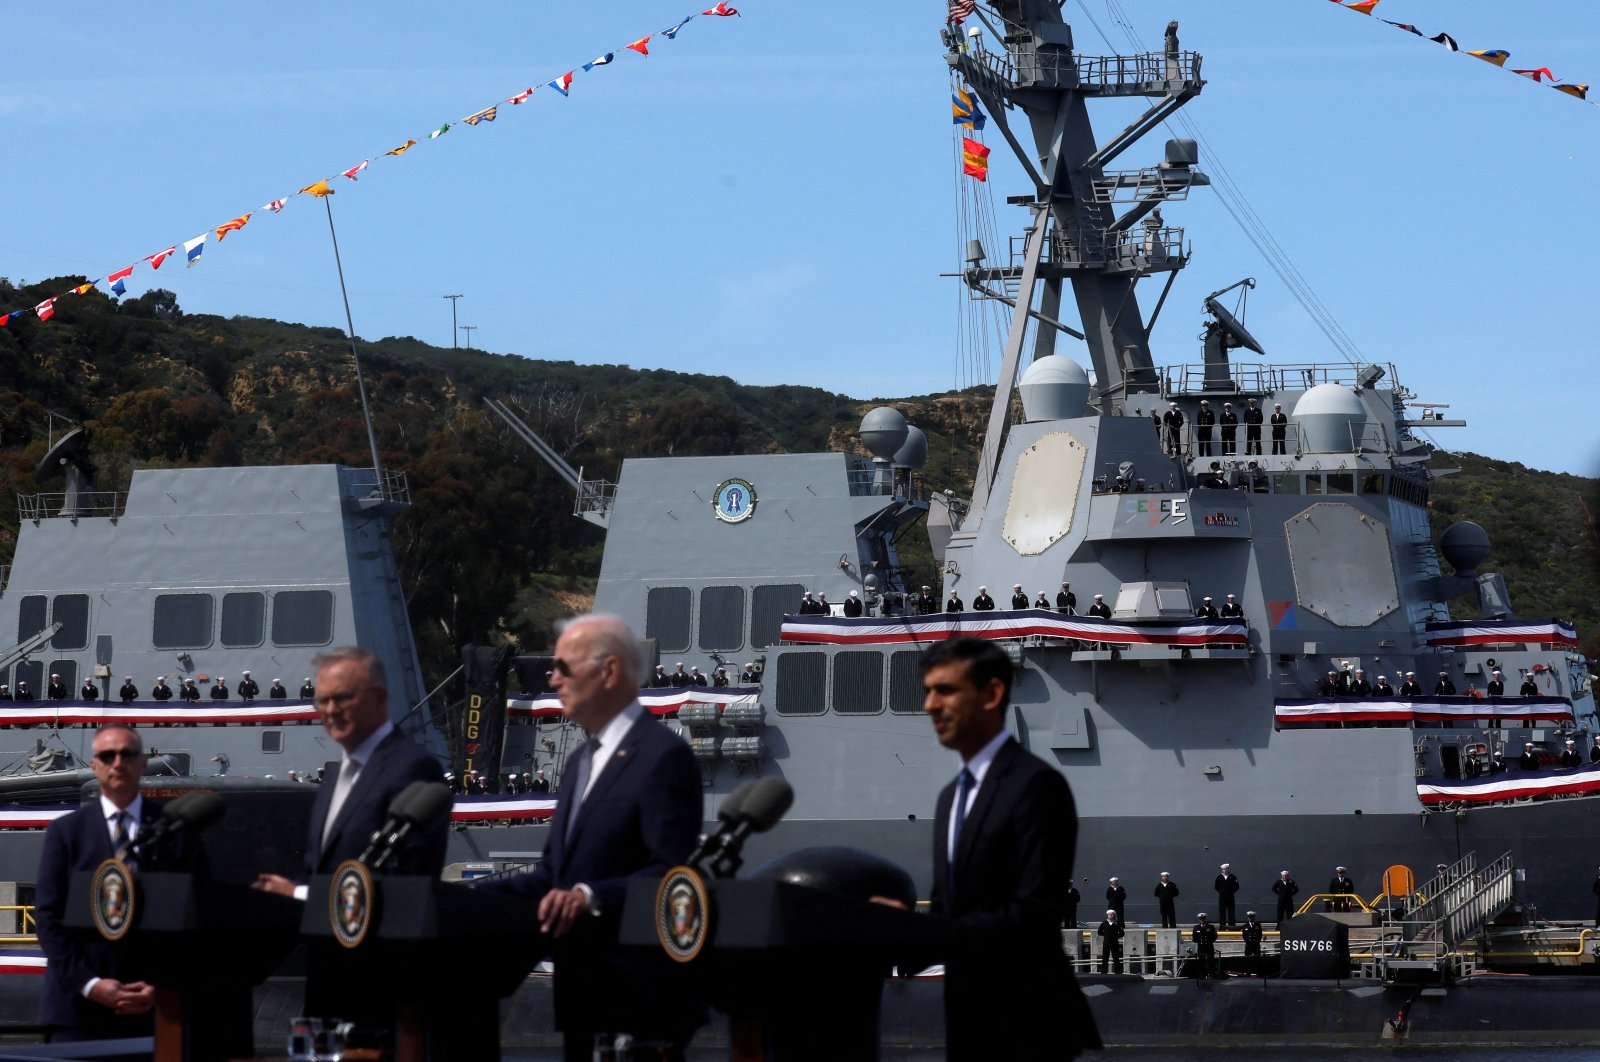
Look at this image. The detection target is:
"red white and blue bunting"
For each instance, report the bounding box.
[0,701,319,727]
[1276,696,1573,727]
[779,609,1248,648]
[1418,763,1600,806]
[0,797,557,828]
[509,686,761,720]
[1422,618,1578,649]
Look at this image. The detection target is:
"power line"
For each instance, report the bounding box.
[443,294,463,349]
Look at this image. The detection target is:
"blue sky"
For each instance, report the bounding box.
[2,1,1596,476]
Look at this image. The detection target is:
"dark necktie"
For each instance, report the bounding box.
[947,768,975,895]
[111,810,131,863]
[565,736,602,833]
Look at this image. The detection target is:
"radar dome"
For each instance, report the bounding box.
[1289,384,1367,454]
[858,407,909,461]
[1018,355,1091,422]
[1439,521,1491,576]
[892,425,928,469]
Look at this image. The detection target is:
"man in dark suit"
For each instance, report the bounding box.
[487,614,703,1062]
[253,647,447,1018]
[920,637,1100,1060]
[35,724,205,1042]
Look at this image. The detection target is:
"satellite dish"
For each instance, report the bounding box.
[34,427,94,486]
[1204,296,1266,357]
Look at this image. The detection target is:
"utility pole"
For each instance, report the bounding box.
[460,325,478,350]
[443,294,463,348]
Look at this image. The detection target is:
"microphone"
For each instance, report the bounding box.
[685,780,759,867]
[127,791,226,860]
[359,781,453,871]
[699,777,794,879]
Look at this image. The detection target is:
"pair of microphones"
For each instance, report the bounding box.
[687,777,794,878]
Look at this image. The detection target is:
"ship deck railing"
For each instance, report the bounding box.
[16,492,125,522]
[345,466,410,505]
[1162,361,1403,398]
[961,44,1203,96]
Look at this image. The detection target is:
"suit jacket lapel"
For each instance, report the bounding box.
[952,737,1016,883]
[319,731,395,855]
[563,717,644,853]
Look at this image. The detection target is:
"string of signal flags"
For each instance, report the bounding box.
[1326,0,1591,103]
[0,3,742,328]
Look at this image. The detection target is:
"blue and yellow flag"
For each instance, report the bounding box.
[1469,49,1510,67]
[952,86,987,131]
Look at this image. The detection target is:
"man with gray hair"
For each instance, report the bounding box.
[485,614,704,1060]
[253,647,446,1019]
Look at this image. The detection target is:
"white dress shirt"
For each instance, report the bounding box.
[947,728,1010,861]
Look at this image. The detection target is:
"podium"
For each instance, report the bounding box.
[65,870,302,1062]
[620,874,959,1062]
[300,872,545,1062]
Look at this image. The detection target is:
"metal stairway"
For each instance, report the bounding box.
[1379,851,1516,983]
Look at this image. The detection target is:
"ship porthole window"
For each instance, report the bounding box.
[221,592,266,648]
[50,595,90,651]
[270,590,334,648]
[152,594,215,651]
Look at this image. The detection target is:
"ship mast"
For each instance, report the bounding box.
[949,1,1207,516]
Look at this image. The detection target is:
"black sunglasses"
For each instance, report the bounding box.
[95,748,145,765]
[551,655,606,677]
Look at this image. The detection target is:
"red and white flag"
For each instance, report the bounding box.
[949,0,977,22]
[702,2,739,15]
[34,298,56,322]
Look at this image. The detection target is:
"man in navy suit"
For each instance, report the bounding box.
[253,646,446,1018]
[35,724,205,1042]
[486,614,703,1062]
[922,637,1100,1060]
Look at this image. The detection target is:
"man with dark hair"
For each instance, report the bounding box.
[484,615,704,1060]
[35,725,206,1041]
[917,636,1099,1059]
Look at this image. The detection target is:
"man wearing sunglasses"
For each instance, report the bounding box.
[34,725,204,1042]
[484,613,704,1062]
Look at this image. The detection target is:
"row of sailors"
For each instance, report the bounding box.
[1317,668,1540,698]
[445,769,552,795]
[805,586,1245,621]
[0,673,320,703]
[1462,738,1594,777]
[646,662,762,688]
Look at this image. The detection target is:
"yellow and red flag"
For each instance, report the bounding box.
[961,137,991,182]
[215,213,252,241]
[299,180,335,198]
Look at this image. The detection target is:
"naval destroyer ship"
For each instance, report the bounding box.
[502,0,1597,917]
[0,1,1589,922]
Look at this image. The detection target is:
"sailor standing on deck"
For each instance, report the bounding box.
[1220,402,1239,455]
[946,590,964,613]
[1560,740,1582,768]
[843,591,863,617]
[1327,867,1356,912]
[118,677,138,704]
[1191,913,1219,978]
[79,678,98,701]
[1270,403,1288,454]
[1399,672,1422,697]
[1521,673,1540,696]
[237,671,260,702]
[1195,399,1214,456]
[1097,911,1125,974]
[972,586,995,612]
[1273,870,1299,923]
[1010,584,1030,610]
[1213,864,1239,926]
[1162,402,1185,455]
[1056,582,1077,615]
[1154,872,1180,928]
[1244,398,1263,455]
[151,677,171,702]
[1106,876,1127,920]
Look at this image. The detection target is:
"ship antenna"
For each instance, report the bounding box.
[320,195,386,489]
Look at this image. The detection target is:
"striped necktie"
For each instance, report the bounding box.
[111,810,132,863]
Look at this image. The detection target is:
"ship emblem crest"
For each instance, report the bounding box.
[712,478,757,523]
[91,859,135,941]
[330,860,375,949]
[655,865,711,962]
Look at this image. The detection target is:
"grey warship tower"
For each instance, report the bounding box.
[506,3,1598,916]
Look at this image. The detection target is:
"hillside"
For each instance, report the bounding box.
[0,276,1594,679]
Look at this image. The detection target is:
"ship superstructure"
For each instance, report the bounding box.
[520,2,1597,916]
